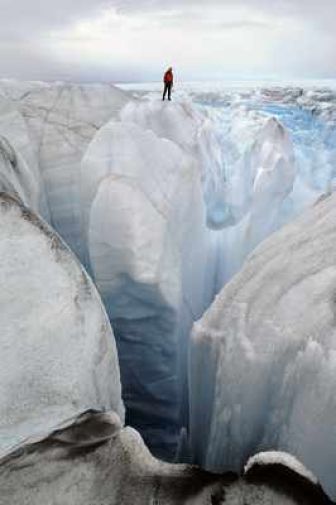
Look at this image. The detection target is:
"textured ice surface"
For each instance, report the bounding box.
[0,411,331,505]
[0,194,123,458]
[190,193,336,499]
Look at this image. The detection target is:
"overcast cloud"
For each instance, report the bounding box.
[0,0,335,82]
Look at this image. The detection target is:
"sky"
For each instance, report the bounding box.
[1,0,336,82]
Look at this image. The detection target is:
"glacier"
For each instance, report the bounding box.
[0,79,336,500]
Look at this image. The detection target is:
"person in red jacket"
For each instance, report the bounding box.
[163,67,173,101]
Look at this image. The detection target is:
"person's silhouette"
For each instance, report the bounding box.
[163,67,173,101]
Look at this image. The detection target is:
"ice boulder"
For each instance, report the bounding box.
[189,192,336,499]
[0,193,123,458]
[81,115,213,457]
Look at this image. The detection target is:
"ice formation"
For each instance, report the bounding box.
[0,193,123,457]
[81,105,215,456]
[189,192,336,499]
[0,80,220,456]
[0,81,131,258]
[0,411,331,505]
[0,79,336,501]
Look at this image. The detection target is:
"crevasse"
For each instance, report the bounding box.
[1,80,336,497]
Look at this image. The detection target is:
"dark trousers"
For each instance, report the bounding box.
[163,82,172,100]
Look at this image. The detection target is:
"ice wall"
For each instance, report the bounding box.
[120,99,224,228]
[0,193,123,458]
[203,101,332,288]
[0,81,131,259]
[0,82,219,458]
[81,104,215,456]
[184,85,336,287]
[189,192,336,499]
[215,115,297,285]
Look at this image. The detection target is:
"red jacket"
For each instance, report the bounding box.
[164,70,173,84]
